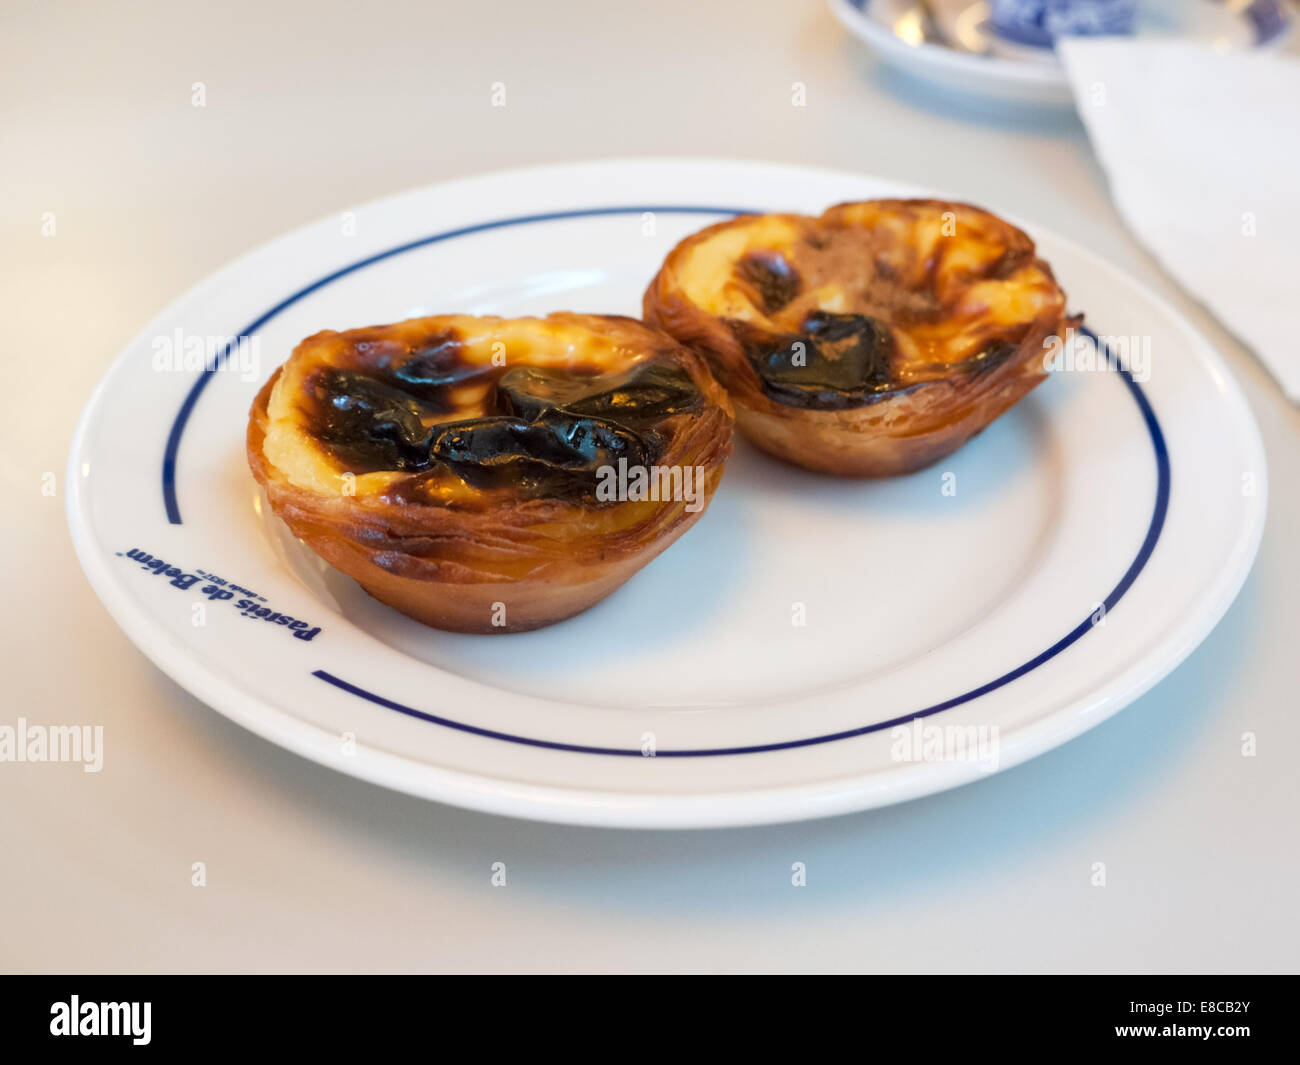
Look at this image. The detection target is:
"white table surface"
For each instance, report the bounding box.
[4,0,1297,974]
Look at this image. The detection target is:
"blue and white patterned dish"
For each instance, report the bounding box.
[829,0,1293,104]
[990,0,1138,47]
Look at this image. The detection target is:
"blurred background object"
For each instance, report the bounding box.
[989,0,1138,47]
[828,0,1294,104]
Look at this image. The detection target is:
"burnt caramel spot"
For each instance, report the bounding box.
[318,371,437,472]
[736,252,801,314]
[427,414,649,497]
[312,360,703,501]
[392,332,484,407]
[497,362,704,427]
[741,312,899,410]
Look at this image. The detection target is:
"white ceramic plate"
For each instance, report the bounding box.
[828,0,1294,105]
[67,159,1266,829]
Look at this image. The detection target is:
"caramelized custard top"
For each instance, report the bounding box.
[666,201,1066,409]
[261,314,706,504]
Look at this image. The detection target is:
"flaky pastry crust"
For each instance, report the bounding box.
[248,313,733,633]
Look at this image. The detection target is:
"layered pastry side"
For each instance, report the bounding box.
[247,313,734,633]
[644,200,1078,476]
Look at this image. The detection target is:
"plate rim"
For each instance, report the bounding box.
[65,157,1269,828]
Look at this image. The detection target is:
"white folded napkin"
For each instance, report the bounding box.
[1058,38,1300,401]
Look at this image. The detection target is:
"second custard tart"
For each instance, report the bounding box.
[248,313,733,633]
[644,200,1076,476]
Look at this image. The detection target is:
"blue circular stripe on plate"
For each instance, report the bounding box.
[159,206,1168,757]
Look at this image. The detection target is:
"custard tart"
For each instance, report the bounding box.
[247,313,733,633]
[643,200,1076,476]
